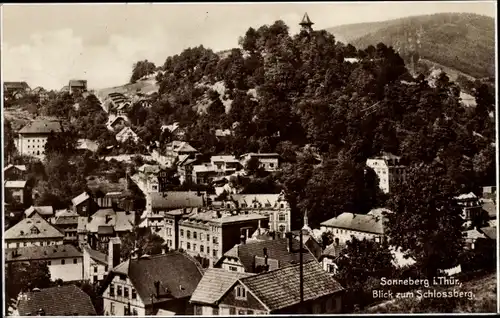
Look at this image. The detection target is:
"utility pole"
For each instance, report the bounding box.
[299,225,304,305]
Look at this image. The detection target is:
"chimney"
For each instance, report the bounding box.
[286,232,293,253]
[154,281,160,298]
[263,248,269,271]
[105,215,112,224]
[240,228,246,245]
[108,237,121,269]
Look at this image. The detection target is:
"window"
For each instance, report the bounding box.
[124,287,129,298]
[327,264,337,274]
[30,227,40,234]
[110,303,115,315]
[105,265,108,272]
[180,229,184,237]
[110,284,115,297]
[207,247,210,254]
[152,185,158,191]
[187,230,191,239]
[47,261,51,266]
[61,259,65,265]
[195,306,203,315]
[117,285,122,297]
[187,242,191,250]
[193,231,197,239]
[200,233,204,240]
[247,310,254,315]
[132,289,137,300]
[279,225,286,232]
[280,203,285,209]
[73,258,78,264]
[229,307,236,315]
[193,244,197,251]
[206,234,210,242]
[213,249,218,257]
[213,236,218,244]
[270,163,275,168]
[93,275,98,283]
[24,242,28,247]
[213,308,219,315]
[94,266,98,273]
[120,274,126,281]
[278,213,286,221]
[235,286,247,300]
[229,266,238,272]
[200,245,204,253]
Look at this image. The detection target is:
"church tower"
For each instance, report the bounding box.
[299,12,314,33]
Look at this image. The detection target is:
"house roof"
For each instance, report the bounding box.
[107,252,203,306]
[480,227,496,240]
[54,215,79,226]
[71,191,90,207]
[5,244,82,262]
[241,152,279,158]
[167,141,197,153]
[138,164,161,174]
[454,192,478,200]
[86,209,135,233]
[83,246,108,265]
[215,129,232,137]
[4,164,27,172]
[240,260,343,312]
[17,285,96,316]
[321,243,345,260]
[480,198,497,218]
[5,180,27,188]
[300,12,314,26]
[183,211,267,225]
[216,237,316,272]
[18,120,63,134]
[76,139,99,152]
[5,214,63,240]
[228,193,286,209]
[161,122,180,133]
[320,212,385,235]
[463,229,486,240]
[156,309,176,316]
[4,81,30,90]
[190,268,254,305]
[107,115,127,128]
[150,192,205,210]
[69,79,87,87]
[25,206,54,218]
[211,155,239,163]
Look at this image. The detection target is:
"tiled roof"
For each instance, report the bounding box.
[25,206,54,218]
[5,180,27,188]
[5,244,82,262]
[217,237,316,272]
[86,209,135,233]
[76,139,99,152]
[5,214,64,240]
[4,164,27,172]
[240,260,344,312]
[18,120,62,134]
[71,192,90,207]
[321,244,345,259]
[108,252,203,306]
[54,215,79,225]
[17,285,96,316]
[116,127,138,139]
[320,212,385,235]
[480,226,496,240]
[190,268,254,305]
[167,141,197,153]
[83,245,108,265]
[150,192,205,209]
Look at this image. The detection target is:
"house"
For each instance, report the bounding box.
[4,164,27,180]
[480,198,496,221]
[4,181,29,205]
[164,209,269,267]
[319,243,345,275]
[17,119,63,159]
[366,153,406,193]
[100,250,204,316]
[239,153,279,172]
[215,191,292,234]
[454,192,484,224]
[130,164,162,194]
[116,126,140,143]
[85,209,136,252]
[5,244,83,282]
[215,234,316,273]
[96,191,123,209]
[320,209,389,245]
[52,210,80,244]
[4,81,31,99]
[164,141,198,167]
[16,285,96,316]
[291,229,323,261]
[107,92,131,117]
[72,191,99,217]
[194,260,344,314]
[60,85,70,93]
[463,228,488,250]
[4,213,64,248]
[161,122,187,140]
[191,155,242,185]
[145,191,206,215]
[69,79,88,94]
[176,155,200,184]
[82,244,109,284]
[25,205,54,219]
[76,139,99,153]
[215,129,232,140]
[107,115,128,131]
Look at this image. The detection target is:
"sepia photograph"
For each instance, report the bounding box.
[1,1,498,316]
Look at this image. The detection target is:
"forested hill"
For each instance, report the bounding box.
[326,13,495,80]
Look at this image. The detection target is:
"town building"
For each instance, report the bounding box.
[4,181,29,205]
[16,285,96,316]
[106,92,131,117]
[164,141,198,167]
[213,191,292,234]
[191,155,242,184]
[144,190,206,218]
[366,153,406,193]
[215,234,316,273]
[76,139,99,153]
[85,209,137,252]
[24,205,54,219]
[4,81,31,100]
[319,208,390,245]
[5,244,83,282]
[101,249,204,316]
[239,153,280,172]
[72,191,100,217]
[4,213,64,248]
[130,164,161,194]
[4,164,28,180]
[96,191,123,209]
[116,126,140,143]
[107,116,128,131]
[161,122,187,140]
[192,260,344,315]
[82,244,109,284]
[16,120,63,159]
[52,210,80,245]
[69,79,88,94]
[319,243,345,275]
[299,12,314,33]
[176,155,200,184]
[454,192,486,226]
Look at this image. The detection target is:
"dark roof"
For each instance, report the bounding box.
[107,252,203,306]
[5,244,82,262]
[190,268,254,305]
[69,80,87,87]
[4,81,30,90]
[320,212,385,235]
[481,199,497,218]
[18,120,63,134]
[216,237,316,272]
[480,226,496,240]
[83,246,108,265]
[240,260,343,312]
[320,243,346,260]
[299,12,314,26]
[54,215,79,225]
[98,225,115,235]
[150,192,205,210]
[17,285,96,316]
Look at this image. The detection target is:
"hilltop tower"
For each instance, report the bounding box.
[299,12,314,33]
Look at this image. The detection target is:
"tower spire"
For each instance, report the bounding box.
[299,12,314,33]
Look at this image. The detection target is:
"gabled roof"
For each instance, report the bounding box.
[480,226,496,240]
[25,206,54,218]
[299,12,314,26]
[116,127,139,140]
[320,243,345,260]
[320,212,386,235]
[239,260,343,312]
[86,209,135,233]
[5,244,82,262]
[150,192,205,210]
[17,285,96,316]
[106,252,203,306]
[5,214,63,240]
[5,180,27,188]
[216,237,316,272]
[167,141,197,153]
[190,268,254,305]
[4,81,30,90]
[54,215,79,226]
[83,245,108,265]
[76,139,99,152]
[71,191,90,207]
[4,164,27,172]
[18,120,62,134]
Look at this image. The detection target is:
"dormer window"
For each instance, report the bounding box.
[30,227,40,235]
[235,286,247,300]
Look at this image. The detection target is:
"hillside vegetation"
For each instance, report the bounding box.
[327,13,495,79]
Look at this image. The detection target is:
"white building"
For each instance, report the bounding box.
[116,127,140,143]
[16,120,63,159]
[4,213,64,248]
[366,153,406,193]
[239,153,279,172]
[82,245,109,284]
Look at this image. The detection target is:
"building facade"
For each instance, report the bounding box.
[4,214,64,248]
[16,120,63,159]
[366,153,406,193]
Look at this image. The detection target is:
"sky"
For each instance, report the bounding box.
[2,2,496,90]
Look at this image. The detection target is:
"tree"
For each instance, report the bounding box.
[120,227,165,260]
[5,261,52,302]
[386,163,463,279]
[130,60,156,83]
[245,156,261,175]
[4,119,18,163]
[335,238,395,308]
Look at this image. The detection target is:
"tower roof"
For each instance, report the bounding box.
[300,12,314,27]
